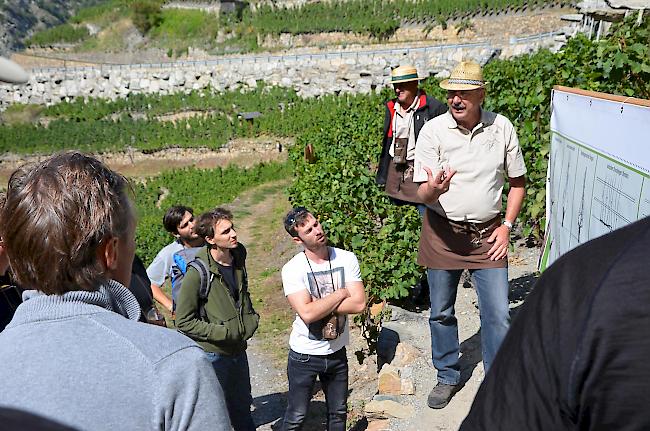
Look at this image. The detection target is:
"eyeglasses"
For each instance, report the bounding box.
[285,206,308,228]
[446,89,481,99]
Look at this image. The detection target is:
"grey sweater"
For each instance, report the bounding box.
[0,280,231,431]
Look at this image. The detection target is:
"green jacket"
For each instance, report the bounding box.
[175,244,259,355]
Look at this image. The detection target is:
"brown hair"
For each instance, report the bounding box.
[0,152,133,294]
[195,207,233,239]
[283,206,311,238]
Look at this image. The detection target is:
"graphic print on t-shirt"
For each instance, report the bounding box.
[306,266,347,340]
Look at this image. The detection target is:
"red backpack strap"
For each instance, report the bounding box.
[387,100,396,138]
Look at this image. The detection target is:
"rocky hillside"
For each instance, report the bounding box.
[0,0,103,55]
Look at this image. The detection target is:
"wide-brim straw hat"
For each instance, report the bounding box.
[440,61,486,91]
[0,57,28,84]
[390,65,422,84]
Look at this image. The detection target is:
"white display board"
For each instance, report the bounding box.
[540,86,650,270]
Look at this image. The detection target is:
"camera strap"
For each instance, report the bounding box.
[304,247,335,299]
[391,93,420,155]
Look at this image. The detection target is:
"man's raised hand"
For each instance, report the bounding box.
[418,166,456,204]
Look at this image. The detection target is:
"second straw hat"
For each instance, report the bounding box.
[390,65,421,84]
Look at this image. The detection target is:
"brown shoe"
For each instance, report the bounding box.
[427,383,457,409]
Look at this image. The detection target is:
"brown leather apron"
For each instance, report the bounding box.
[417,208,507,270]
[385,160,422,204]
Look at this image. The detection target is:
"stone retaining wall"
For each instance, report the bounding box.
[0,36,561,109]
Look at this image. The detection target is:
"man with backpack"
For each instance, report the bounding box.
[146,205,204,313]
[175,207,259,431]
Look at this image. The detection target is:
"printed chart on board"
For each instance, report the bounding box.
[541,87,650,270]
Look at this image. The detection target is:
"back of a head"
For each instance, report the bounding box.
[0,152,132,295]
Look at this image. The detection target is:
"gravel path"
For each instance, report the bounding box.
[249,338,287,430]
[380,240,540,431]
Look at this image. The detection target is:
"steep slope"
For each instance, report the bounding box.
[0,0,104,54]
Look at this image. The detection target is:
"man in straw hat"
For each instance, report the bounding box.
[376,64,446,209]
[376,65,447,306]
[413,60,527,409]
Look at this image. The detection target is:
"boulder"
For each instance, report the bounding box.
[366,419,391,431]
[392,342,421,367]
[364,400,414,419]
[378,364,401,395]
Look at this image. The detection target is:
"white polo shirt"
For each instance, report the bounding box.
[414,110,527,223]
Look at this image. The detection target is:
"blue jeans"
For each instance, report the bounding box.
[282,348,348,431]
[205,351,255,431]
[427,268,510,385]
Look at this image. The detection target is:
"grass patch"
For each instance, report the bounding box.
[0,104,44,126]
[249,181,289,204]
[150,9,219,43]
[78,18,134,51]
[71,0,130,26]
[26,23,90,46]
[259,267,279,278]
[232,208,252,219]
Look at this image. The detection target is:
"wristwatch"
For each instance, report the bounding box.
[502,220,513,230]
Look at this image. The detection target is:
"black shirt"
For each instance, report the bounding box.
[461,216,650,431]
[216,262,239,305]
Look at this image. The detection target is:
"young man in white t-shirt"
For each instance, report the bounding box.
[281,207,367,431]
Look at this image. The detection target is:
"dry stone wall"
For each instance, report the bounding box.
[0,35,561,109]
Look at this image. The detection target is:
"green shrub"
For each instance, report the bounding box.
[26,23,90,46]
[131,0,163,35]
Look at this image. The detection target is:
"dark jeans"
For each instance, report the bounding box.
[205,350,256,431]
[282,348,348,431]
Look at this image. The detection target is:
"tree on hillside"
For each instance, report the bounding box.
[132,0,162,35]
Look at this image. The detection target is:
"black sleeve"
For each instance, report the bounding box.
[461,218,650,431]
[129,255,154,321]
[376,103,392,185]
[459,267,571,431]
